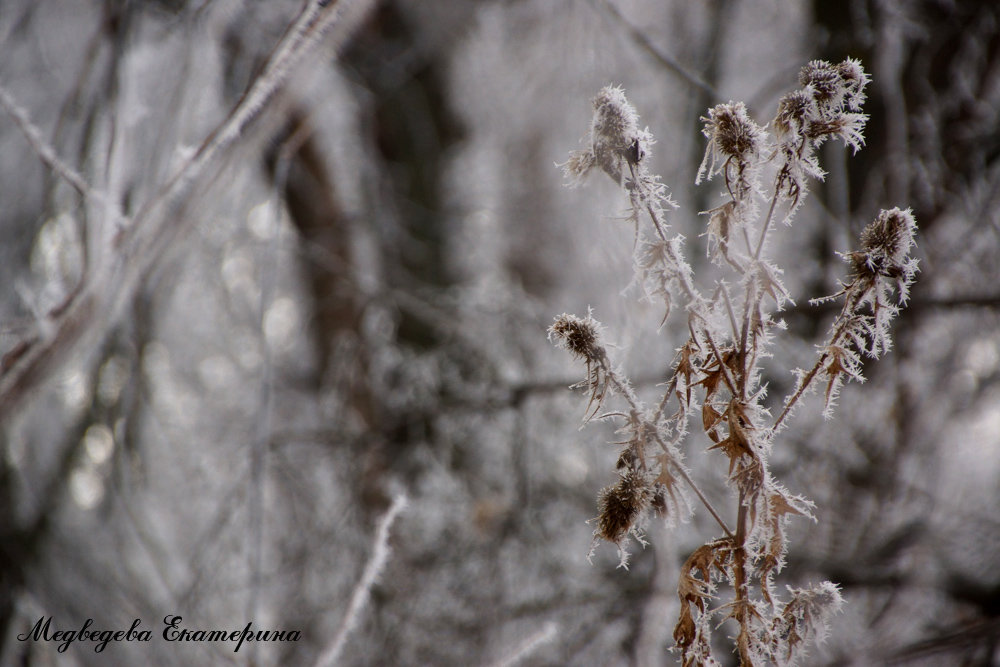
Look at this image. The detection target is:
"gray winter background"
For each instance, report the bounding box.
[1,1,998,665]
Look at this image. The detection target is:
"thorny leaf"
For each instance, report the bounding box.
[821,344,861,412]
[696,347,736,400]
[708,435,752,476]
[757,260,792,307]
[653,454,682,516]
[704,200,736,262]
[675,340,700,407]
[702,403,724,442]
[707,401,755,475]
[733,457,766,503]
[577,361,610,422]
[677,542,728,611]
[673,603,697,648]
[758,492,812,601]
[770,492,808,521]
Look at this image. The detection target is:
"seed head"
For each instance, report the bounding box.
[860,207,916,262]
[702,101,763,161]
[586,85,654,183]
[596,470,652,544]
[592,85,641,157]
[698,101,765,186]
[800,60,841,100]
[548,312,605,362]
[774,90,815,139]
[835,57,870,111]
[850,208,918,285]
[798,58,870,115]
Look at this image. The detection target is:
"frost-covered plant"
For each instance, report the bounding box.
[551,60,917,666]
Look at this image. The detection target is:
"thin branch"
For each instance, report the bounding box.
[653,434,734,540]
[0,0,373,422]
[0,84,107,207]
[313,493,408,667]
[771,290,860,433]
[121,0,363,255]
[590,0,717,98]
[752,174,783,261]
[488,622,559,667]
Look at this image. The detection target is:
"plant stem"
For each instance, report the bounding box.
[655,434,734,540]
[771,286,861,432]
[733,492,752,665]
[753,175,783,260]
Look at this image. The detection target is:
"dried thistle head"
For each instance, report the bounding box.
[595,470,653,548]
[835,208,919,360]
[850,207,918,283]
[799,58,870,114]
[548,312,605,362]
[697,101,764,186]
[795,58,869,152]
[835,57,870,111]
[860,207,917,265]
[549,312,612,419]
[772,58,871,215]
[798,60,842,104]
[561,85,652,186]
[591,85,644,159]
[702,102,762,160]
[775,83,867,154]
[773,90,815,141]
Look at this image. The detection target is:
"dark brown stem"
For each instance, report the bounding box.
[733,492,752,665]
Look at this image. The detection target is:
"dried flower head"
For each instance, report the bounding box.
[777,65,868,154]
[773,90,815,142]
[697,101,764,186]
[799,58,870,115]
[549,311,613,419]
[860,207,917,265]
[562,85,654,187]
[704,102,762,160]
[835,57,870,111]
[593,86,633,134]
[838,213,918,358]
[850,207,919,285]
[771,58,871,216]
[548,312,605,362]
[591,85,643,159]
[799,60,842,103]
[594,469,654,566]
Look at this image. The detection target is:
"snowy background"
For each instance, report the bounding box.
[1,1,998,665]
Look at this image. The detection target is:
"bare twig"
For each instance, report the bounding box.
[0,84,108,208]
[314,493,408,667]
[589,0,717,98]
[488,622,559,667]
[0,0,373,423]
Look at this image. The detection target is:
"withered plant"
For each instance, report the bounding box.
[550,61,917,665]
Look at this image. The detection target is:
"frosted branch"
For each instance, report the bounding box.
[314,493,408,667]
